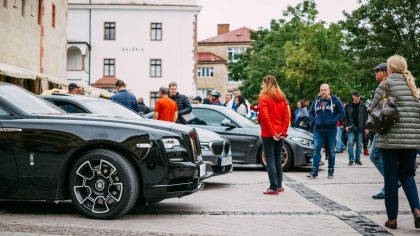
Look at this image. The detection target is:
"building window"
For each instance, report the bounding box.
[3,0,7,8]
[150,23,162,41]
[21,0,25,16]
[227,47,247,62]
[198,67,214,77]
[197,88,213,99]
[51,4,55,28]
[150,92,159,108]
[150,59,162,77]
[104,59,115,77]
[104,22,116,40]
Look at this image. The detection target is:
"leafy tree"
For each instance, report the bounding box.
[341,0,420,88]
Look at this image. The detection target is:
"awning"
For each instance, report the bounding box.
[40,74,69,86]
[0,62,37,80]
[84,86,114,99]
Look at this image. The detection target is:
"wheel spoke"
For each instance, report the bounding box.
[108,183,123,202]
[73,185,92,204]
[76,161,95,180]
[100,160,116,177]
[92,196,110,214]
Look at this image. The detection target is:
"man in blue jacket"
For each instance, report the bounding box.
[308,84,345,179]
[111,80,139,112]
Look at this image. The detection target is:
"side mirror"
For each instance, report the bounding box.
[221,118,235,128]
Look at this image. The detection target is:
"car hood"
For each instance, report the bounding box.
[245,124,313,140]
[193,128,224,143]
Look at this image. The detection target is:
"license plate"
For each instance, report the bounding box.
[220,156,232,166]
[199,163,206,177]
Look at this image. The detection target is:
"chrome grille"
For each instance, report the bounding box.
[211,141,224,155]
[224,140,231,154]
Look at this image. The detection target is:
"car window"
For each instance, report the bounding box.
[82,99,143,120]
[49,100,87,113]
[0,85,63,115]
[0,105,11,116]
[188,108,230,126]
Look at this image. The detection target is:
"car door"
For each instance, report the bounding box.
[0,105,18,198]
[188,108,247,161]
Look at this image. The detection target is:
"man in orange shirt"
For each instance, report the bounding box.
[153,87,178,122]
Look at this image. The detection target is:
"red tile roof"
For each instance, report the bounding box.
[199,27,252,44]
[93,76,118,88]
[197,52,226,63]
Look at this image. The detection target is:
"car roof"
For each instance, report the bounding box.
[41,94,103,102]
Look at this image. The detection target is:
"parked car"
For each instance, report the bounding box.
[41,94,233,179]
[146,104,314,171]
[0,83,204,219]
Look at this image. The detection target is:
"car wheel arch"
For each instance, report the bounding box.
[256,142,295,171]
[59,142,144,201]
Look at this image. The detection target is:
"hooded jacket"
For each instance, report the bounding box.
[309,95,345,133]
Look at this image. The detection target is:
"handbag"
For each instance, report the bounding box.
[366,81,399,134]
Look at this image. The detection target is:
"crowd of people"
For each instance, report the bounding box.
[100,55,420,230]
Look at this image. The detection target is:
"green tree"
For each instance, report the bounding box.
[341,0,420,87]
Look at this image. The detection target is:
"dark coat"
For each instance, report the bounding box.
[344,102,368,132]
[137,102,150,115]
[111,90,139,112]
[170,92,192,124]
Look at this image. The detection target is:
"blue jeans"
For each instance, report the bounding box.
[370,135,385,194]
[312,130,337,171]
[262,138,284,190]
[335,127,345,152]
[381,149,420,220]
[347,131,363,161]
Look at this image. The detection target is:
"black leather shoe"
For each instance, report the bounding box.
[372,192,385,199]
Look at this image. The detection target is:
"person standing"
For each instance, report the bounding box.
[226,88,251,117]
[307,84,345,179]
[111,80,139,112]
[137,97,150,115]
[168,82,192,124]
[258,75,290,195]
[209,90,222,105]
[224,93,232,106]
[370,55,420,229]
[294,100,310,130]
[153,87,178,122]
[67,83,80,95]
[370,63,388,200]
[344,91,368,166]
[235,95,248,116]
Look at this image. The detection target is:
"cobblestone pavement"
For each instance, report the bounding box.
[0,152,419,235]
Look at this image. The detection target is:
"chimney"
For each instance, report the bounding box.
[217,24,230,36]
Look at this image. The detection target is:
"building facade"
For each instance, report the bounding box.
[197,24,251,101]
[67,0,201,107]
[0,0,67,93]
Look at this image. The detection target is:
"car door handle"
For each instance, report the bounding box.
[2,128,22,132]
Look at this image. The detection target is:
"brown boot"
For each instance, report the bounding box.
[414,208,420,228]
[385,219,397,229]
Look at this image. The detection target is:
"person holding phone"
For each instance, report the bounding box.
[258,75,290,195]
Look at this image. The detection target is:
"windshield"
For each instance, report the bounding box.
[222,107,256,126]
[0,84,63,114]
[82,99,143,120]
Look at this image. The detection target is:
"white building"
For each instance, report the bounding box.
[0,0,67,93]
[67,0,201,107]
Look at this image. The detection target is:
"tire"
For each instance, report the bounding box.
[69,149,139,219]
[258,144,294,172]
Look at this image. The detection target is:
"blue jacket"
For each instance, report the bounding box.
[309,95,344,133]
[111,90,139,112]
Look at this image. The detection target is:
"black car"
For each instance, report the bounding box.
[148,105,314,171]
[0,83,204,219]
[41,94,233,178]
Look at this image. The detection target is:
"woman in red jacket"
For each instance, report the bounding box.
[258,75,290,195]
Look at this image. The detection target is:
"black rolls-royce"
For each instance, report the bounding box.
[0,83,204,219]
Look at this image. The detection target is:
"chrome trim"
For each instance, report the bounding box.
[136,143,151,148]
[152,182,193,187]
[2,128,22,132]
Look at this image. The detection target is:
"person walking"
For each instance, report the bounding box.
[111,80,139,112]
[153,87,178,122]
[168,82,193,124]
[369,55,420,229]
[235,95,248,116]
[258,75,290,195]
[307,84,345,179]
[344,91,368,166]
[370,63,388,200]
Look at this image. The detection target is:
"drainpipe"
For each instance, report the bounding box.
[88,0,92,85]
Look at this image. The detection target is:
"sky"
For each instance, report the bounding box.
[197,0,360,40]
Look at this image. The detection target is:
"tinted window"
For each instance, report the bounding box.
[188,108,229,126]
[0,85,63,115]
[0,105,11,116]
[49,100,87,113]
[82,99,142,120]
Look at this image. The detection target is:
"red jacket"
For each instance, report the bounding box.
[258,95,290,137]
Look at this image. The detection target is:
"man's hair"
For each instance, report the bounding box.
[159,87,169,95]
[168,82,177,88]
[232,88,240,92]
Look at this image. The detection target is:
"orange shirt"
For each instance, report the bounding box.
[154,97,178,122]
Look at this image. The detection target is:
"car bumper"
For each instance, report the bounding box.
[288,142,314,166]
[201,153,233,179]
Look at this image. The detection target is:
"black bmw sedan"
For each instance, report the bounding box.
[0,83,204,219]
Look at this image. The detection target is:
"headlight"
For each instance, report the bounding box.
[290,137,313,146]
[162,138,182,149]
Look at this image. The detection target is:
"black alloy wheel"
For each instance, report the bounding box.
[69,149,139,219]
